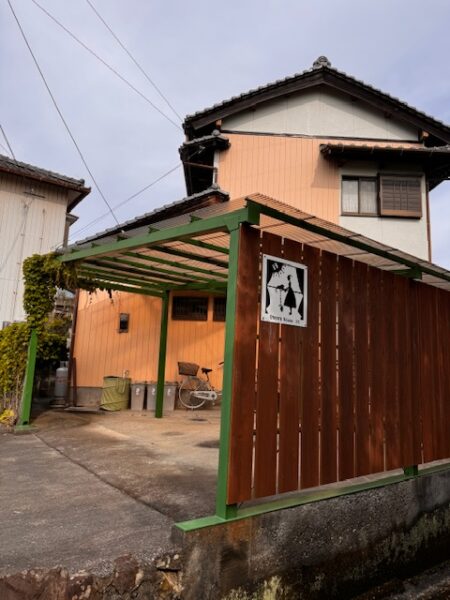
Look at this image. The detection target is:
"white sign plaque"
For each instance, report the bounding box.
[261,254,308,327]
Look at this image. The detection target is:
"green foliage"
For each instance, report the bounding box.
[22,254,84,329]
[37,316,71,366]
[0,253,98,417]
[0,322,29,398]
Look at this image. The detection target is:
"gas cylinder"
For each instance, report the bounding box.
[54,361,69,400]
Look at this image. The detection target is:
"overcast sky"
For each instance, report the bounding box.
[1,0,449,266]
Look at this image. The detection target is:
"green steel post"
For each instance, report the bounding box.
[155,291,170,418]
[215,226,240,519]
[17,329,38,427]
[403,465,419,477]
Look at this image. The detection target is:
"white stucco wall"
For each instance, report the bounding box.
[0,174,70,325]
[222,87,419,141]
[339,163,429,260]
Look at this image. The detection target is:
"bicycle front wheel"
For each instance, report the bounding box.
[179,377,209,410]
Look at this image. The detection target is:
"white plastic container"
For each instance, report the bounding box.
[146,382,177,412]
[146,382,157,411]
[130,382,146,410]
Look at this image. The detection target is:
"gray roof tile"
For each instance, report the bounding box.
[184,58,450,137]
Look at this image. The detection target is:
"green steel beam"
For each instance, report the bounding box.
[392,267,423,280]
[16,329,38,428]
[80,267,226,295]
[155,291,169,418]
[88,257,208,285]
[124,251,228,279]
[78,268,168,293]
[95,256,212,284]
[83,262,176,287]
[82,281,164,298]
[80,266,227,293]
[60,207,256,263]
[79,265,168,288]
[215,225,240,520]
[176,462,450,532]
[183,238,229,255]
[151,245,229,269]
[248,200,450,284]
[403,465,419,476]
[169,281,228,291]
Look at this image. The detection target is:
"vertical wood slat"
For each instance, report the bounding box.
[368,268,385,472]
[384,273,402,471]
[439,289,450,459]
[353,261,370,477]
[431,287,446,460]
[228,229,450,506]
[254,232,282,498]
[278,238,302,493]
[227,225,260,504]
[300,244,321,488]
[397,277,415,468]
[409,280,424,466]
[320,251,338,484]
[420,284,435,463]
[337,257,355,481]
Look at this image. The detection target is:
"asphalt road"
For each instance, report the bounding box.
[0,432,174,576]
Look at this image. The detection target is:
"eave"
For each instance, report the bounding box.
[320,143,450,190]
[183,65,450,145]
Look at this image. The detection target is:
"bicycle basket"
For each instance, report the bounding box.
[178,362,199,376]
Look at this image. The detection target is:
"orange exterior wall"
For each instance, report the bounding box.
[73,290,225,389]
[218,134,341,222]
[73,133,421,392]
[217,133,421,223]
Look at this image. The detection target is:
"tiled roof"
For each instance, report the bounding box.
[183,57,450,142]
[70,186,229,247]
[321,143,450,154]
[0,154,90,210]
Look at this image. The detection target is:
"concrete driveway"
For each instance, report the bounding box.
[0,405,220,578]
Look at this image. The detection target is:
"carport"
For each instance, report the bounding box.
[56,192,450,529]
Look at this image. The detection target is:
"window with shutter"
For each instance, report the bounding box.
[379,176,422,217]
[172,296,208,321]
[213,296,226,321]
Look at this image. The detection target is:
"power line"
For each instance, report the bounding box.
[68,145,204,243]
[85,0,181,123]
[68,162,182,242]
[0,140,12,156]
[31,0,181,131]
[7,0,121,228]
[0,124,16,159]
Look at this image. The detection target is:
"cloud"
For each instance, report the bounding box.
[1,0,449,265]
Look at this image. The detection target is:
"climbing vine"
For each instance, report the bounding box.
[0,253,99,423]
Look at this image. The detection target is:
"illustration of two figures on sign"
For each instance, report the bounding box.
[262,255,307,327]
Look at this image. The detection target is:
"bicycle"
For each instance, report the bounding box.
[177,361,223,410]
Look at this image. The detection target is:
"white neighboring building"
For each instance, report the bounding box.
[0,155,90,326]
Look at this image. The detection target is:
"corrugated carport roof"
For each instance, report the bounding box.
[59,193,450,294]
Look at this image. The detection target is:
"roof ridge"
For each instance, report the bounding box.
[70,185,229,247]
[183,57,450,136]
[0,153,87,187]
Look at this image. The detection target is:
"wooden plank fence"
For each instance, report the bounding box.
[227,225,450,504]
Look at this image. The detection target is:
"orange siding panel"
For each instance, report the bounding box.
[73,291,225,389]
[217,134,422,225]
[218,134,341,223]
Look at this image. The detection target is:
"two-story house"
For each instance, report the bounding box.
[0,154,90,327]
[69,57,450,406]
